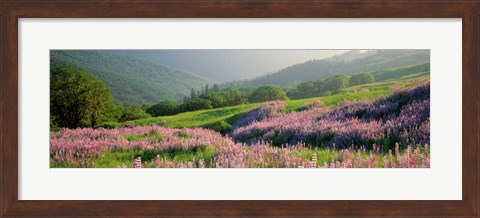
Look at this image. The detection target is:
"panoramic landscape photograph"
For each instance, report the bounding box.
[50,49,430,168]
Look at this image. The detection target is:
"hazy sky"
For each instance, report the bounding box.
[117,50,350,82]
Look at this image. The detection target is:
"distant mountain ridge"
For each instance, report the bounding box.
[229,50,429,87]
[324,50,377,63]
[50,50,212,105]
[110,50,349,82]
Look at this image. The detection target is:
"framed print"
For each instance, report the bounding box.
[1,1,478,217]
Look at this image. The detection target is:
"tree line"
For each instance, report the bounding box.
[286,72,374,99]
[146,84,289,117]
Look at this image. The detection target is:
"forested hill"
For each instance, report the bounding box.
[230,50,429,87]
[50,50,211,106]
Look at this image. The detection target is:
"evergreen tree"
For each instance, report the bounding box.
[190,88,197,100]
[227,88,247,105]
[213,84,219,92]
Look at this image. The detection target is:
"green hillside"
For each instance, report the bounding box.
[115,72,429,129]
[50,50,212,105]
[372,62,429,82]
[231,50,429,87]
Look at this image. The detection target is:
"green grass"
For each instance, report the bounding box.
[372,62,429,82]
[51,146,399,168]
[285,72,429,112]
[283,90,387,113]
[344,71,429,91]
[89,145,216,168]
[292,148,399,167]
[174,131,192,139]
[125,103,262,128]
[50,158,73,168]
[294,148,340,166]
[123,130,164,142]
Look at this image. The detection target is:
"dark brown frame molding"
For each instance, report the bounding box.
[1,1,479,217]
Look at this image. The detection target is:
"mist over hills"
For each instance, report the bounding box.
[111,50,348,82]
[228,50,429,87]
[50,49,429,106]
[50,50,211,105]
[325,50,378,63]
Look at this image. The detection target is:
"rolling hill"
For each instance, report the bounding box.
[50,50,212,105]
[230,50,429,87]
[371,62,430,82]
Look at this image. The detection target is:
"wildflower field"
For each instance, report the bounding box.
[51,81,430,168]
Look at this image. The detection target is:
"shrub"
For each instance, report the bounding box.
[227,88,248,106]
[199,92,228,108]
[322,74,349,94]
[96,122,118,129]
[297,100,324,111]
[322,91,332,96]
[119,106,150,122]
[183,98,213,111]
[249,85,288,103]
[50,125,61,132]
[206,120,232,135]
[146,100,180,117]
[349,72,375,86]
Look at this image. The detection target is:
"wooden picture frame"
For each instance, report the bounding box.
[1,1,478,217]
